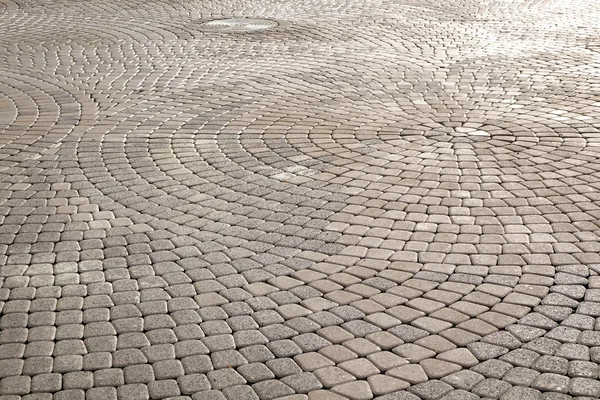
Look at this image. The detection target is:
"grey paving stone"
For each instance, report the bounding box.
[0,375,31,395]
[117,384,150,400]
[569,377,600,397]
[222,385,259,400]
[408,380,453,400]
[239,345,275,364]
[471,359,513,379]
[568,360,599,378]
[266,358,303,378]
[531,373,570,393]
[86,387,118,400]
[238,363,276,383]
[502,367,541,386]
[147,379,180,399]
[252,380,294,400]
[281,372,323,393]
[191,390,226,400]
[500,386,542,400]
[372,391,420,400]
[471,378,512,398]
[177,374,211,394]
[532,355,569,374]
[207,369,246,390]
[441,370,485,390]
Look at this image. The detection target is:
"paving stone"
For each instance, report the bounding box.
[294,333,332,352]
[295,352,335,372]
[31,373,62,393]
[439,389,480,400]
[472,378,512,398]
[420,359,462,378]
[387,364,429,384]
[367,375,409,396]
[338,358,380,379]
[523,338,562,356]
[86,387,118,400]
[192,390,226,400]
[471,359,513,379]
[569,377,600,397]
[441,370,485,390]
[531,373,570,393]
[408,380,453,400]
[306,390,347,400]
[266,358,303,378]
[117,384,150,400]
[437,348,478,367]
[371,391,420,400]
[411,317,453,334]
[564,338,594,358]
[239,345,275,364]
[499,348,540,368]
[367,351,408,371]
[317,326,354,344]
[468,342,509,361]
[280,372,323,393]
[238,363,276,383]
[568,360,599,378]
[313,366,356,388]
[147,380,180,399]
[505,325,546,342]
[177,374,211,394]
[343,338,381,356]
[388,325,429,343]
[0,375,31,395]
[222,385,259,400]
[331,380,373,400]
[414,335,456,353]
[393,343,436,363]
[207,369,246,390]
[532,355,569,374]
[500,386,542,400]
[441,328,482,347]
[252,380,294,400]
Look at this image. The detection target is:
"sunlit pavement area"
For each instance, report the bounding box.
[2,0,600,399]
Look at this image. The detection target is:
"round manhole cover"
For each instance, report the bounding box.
[200,18,278,33]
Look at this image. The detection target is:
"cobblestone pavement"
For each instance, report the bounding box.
[2,0,600,399]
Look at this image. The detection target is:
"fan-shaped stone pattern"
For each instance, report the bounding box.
[1,0,600,399]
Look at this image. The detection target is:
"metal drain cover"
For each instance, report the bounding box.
[200,18,278,33]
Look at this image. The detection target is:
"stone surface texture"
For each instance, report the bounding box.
[0,0,600,398]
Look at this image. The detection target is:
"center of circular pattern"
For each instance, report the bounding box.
[428,127,492,143]
[199,18,279,33]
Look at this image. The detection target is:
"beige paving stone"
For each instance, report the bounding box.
[331,380,374,400]
[419,359,462,379]
[367,375,410,395]
[387,364,429,384]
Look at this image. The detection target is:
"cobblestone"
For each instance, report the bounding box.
[0,0,599,398]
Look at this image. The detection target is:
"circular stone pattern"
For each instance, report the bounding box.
[199,18,279,33]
